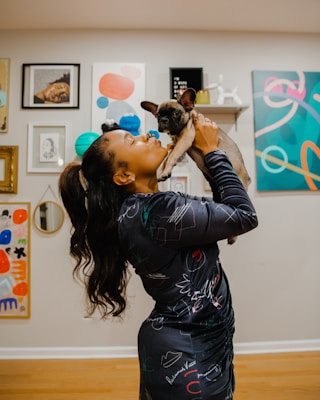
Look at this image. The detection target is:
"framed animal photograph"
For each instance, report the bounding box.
[22,63,80,109]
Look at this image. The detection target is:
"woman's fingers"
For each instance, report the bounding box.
[193,113,217,127]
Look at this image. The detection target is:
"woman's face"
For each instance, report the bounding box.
[103,130,168,177]
[44,82,70,103]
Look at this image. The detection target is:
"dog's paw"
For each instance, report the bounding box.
[157,171,172,182]
[227,235,237,245]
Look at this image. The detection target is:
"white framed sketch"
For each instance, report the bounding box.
[169,173,190,193]
[27,122,69,173]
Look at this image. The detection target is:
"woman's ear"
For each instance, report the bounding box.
[113,170,135,186]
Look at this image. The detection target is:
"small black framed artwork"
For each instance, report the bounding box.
[170,68,203,99]
[22,63,80,109]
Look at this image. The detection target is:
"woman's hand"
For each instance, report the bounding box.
[192,113,219,156]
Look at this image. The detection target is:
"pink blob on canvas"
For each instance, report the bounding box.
[99,73,134,100]
[120,65,142,80]
[286,81,306,101]
[264,76,283,93]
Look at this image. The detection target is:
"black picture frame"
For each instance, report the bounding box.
[22,63,80,109]
[170,67,203,98]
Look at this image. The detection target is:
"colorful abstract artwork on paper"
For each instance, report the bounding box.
[252,70,320,191]
[0,203,30,318]
[91,63,145,136]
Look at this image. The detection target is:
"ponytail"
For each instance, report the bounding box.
[59,137,130,319]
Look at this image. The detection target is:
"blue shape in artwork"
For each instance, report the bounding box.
[0,90,6,107]
[96,96,109,109]
[0,297,18,311]
[0,230,11,245]
[119,114,141,136]
[105,101,136,122]
[148,130,160,139]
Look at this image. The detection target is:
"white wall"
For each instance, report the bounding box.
[1,29,319,355]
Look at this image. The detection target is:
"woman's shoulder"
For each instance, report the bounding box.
[121,191,185,214]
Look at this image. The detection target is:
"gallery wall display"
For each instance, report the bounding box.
[252,70,320,191]
[0,58,10,133]
[0,202,30,318]
[22,63,80,109]
[27,122,69,173]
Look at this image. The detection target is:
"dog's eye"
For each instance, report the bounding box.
[173,110,182,118]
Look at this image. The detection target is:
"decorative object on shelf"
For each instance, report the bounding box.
[196,75,223,105]
[252,70,320,191]
[170,67,203,99]
[0,202,30,318]
[22,63,80,109]
[195,90,211,105]
[0,58,10,133]
[91,62,145,136]
[0,146,18,194]
[75,131,100,159]
[27,122,69,173]
[217,86,242,105]
[196,74,242,105]
[33,185,65,234]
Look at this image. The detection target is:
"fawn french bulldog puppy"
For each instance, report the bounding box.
[141,88,251,189]
[141,88,251,244]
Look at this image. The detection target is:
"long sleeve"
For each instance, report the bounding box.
[141,150,258,248]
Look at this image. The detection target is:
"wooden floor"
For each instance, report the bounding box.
[0,351,319,399]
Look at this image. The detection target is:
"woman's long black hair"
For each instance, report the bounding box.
[59,134,130,318]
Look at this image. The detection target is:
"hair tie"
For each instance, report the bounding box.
[78,169,88,193]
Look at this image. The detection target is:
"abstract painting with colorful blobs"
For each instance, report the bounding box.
[91,63,145,135]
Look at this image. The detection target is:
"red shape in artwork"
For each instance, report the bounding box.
[0,249,10,273]
[99,73,134,100]
[12,209,28,225]
[12,282,28,296]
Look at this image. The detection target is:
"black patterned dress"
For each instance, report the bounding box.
[118,150,258,400]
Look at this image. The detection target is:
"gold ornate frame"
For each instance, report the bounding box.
[0,146,18,193]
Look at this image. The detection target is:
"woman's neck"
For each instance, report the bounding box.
[131,177,159,194]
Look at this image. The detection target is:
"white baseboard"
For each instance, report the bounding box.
[1,339,319,359]
[0,346,138,360]
[234,339,320,354]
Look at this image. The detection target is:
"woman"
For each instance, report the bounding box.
[34,73,70,104]
[59,114,258,400]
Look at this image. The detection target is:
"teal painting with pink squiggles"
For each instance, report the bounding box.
[252,70,320,191]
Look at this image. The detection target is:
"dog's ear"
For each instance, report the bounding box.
[141,101,158,116]
[178,88,196,111]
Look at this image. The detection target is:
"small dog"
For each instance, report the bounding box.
[141,88,251,189]
[141,88,251,245]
